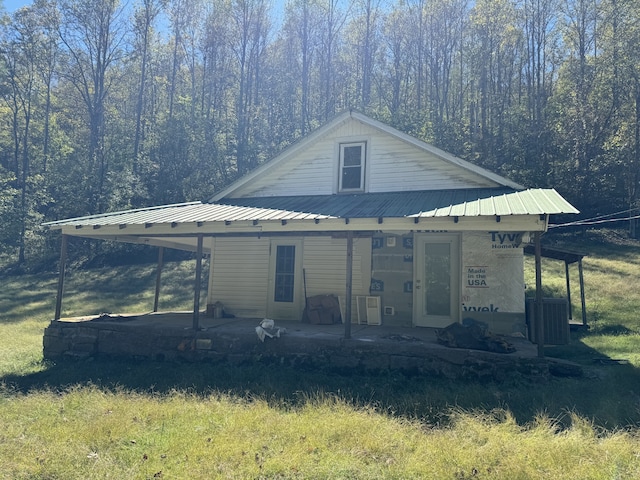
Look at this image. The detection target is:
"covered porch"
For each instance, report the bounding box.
[42,311,582,379]
[43,189,579,362]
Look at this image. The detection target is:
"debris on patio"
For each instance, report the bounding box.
[303,294,342,324]
[255,318,286,342]
[435,323,516,354]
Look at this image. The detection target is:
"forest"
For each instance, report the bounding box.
[1,0,639,267]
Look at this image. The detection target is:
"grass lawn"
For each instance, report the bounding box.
[1,230,640,479]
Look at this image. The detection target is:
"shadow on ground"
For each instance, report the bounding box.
[2,333,639,431]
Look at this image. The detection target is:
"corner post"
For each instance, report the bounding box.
[54,234,68,320]
[578,259,587,326]
[153,247,164,312]
[193,235,204,330]
[565,261,573,321]
[534,232,544,358]
[344,231,354,339]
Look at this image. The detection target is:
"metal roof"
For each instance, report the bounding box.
[43,202,336,229]
[219,188,579,219]
[43,188,578,230]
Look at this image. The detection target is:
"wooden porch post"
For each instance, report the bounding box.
[578,259,587,326]
[153,247,164,312]
[344,231,354,339]
[565,261,573,321]
[193,234,204,330]
[534,232,544,358]
[54,234,68,320]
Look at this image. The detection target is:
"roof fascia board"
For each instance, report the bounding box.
[59,214,547,240]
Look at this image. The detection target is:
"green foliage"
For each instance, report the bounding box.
[0,169,20,256]
[2,0,640,265]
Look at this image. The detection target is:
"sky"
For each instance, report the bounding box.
[2,0,290,13]
[4,0,31,13]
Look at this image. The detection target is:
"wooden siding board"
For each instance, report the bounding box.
[229,117,500,199]
[209,236,372,321]
[302,237,370,299]
[210,238,270,317]
[368,137,495,192]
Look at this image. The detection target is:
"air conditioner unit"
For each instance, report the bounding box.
[526,298,570,345]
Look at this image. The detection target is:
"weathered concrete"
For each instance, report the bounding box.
[43,312,582,380]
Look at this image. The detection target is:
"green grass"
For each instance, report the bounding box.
[1,231,640,478]
[1,387,638,479]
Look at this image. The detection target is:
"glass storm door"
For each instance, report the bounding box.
[414,234,460,327]
[267,239,303,320]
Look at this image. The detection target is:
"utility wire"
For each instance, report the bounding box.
[556,206,640,227]
[549,213,640,228]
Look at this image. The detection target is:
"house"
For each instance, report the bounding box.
[44,111,579,338]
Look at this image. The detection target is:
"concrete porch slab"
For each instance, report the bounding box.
[43,312,581,380]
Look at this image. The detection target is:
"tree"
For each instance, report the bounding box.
[230,0,270,174]
[132,0,163,176]
[58,0,128,213]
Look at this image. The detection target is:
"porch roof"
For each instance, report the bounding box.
[220,188,578,218]
[43,188,578,232]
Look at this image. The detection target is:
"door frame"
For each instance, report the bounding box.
[413,233,461,327]
[267,238,304,320]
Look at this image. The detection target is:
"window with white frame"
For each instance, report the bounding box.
[339,141,366,192]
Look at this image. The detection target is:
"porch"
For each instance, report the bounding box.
[43,312,582,380]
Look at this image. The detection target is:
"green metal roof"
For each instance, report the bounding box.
[220,188,578,219]
[43,188,577,231]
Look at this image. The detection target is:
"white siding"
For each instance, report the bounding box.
[302,236,371,297]
[209,237,270,317]
[302,236,372,323]
[229,118,496,198]
[368,134,492,192]
[208,235,372,322]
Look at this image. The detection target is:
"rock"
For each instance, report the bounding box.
[435,322,516,354]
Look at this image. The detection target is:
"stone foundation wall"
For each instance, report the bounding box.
[43,320,581,380]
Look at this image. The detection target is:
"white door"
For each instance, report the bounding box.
[267,239,303,320]
[414,234,460,327]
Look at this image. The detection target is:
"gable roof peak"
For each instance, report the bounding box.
[211,112,523,201]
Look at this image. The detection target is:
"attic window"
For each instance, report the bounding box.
[339,141,366,192]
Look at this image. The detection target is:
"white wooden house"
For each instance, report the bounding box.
[45,111,579,336]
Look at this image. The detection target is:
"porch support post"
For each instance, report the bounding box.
[193,234,204,330]
[54,234,68,320]
[534,232,544,358]
[153,247,164,312]
[344,231,354,339]
[565,261,573,321]
[578,259,587,326]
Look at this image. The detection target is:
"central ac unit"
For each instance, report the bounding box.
[526,298,570,345]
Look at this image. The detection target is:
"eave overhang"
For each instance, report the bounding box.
[43,189,578,251]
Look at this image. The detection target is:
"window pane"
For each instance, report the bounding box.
[342,145,362,166]
[342,166,362,189]
[275,245,295,302]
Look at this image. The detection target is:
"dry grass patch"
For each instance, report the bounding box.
[1,387,639,479]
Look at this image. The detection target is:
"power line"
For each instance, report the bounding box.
[549,213,640,228]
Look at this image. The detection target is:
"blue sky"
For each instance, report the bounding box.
[4,0,31,13]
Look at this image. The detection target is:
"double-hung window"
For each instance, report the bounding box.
[339,142,366,192]
[274,245,296,302]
